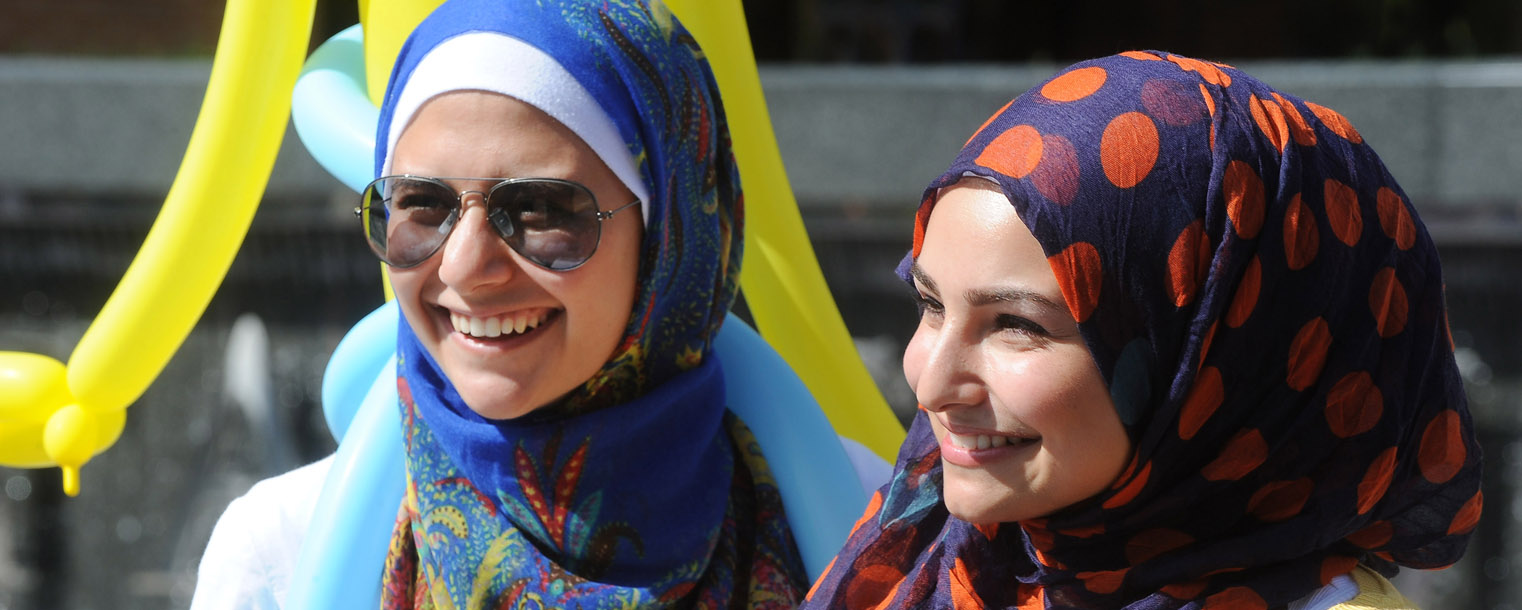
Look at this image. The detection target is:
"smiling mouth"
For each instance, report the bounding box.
[945,431,1039,451]
[449,309,555,339]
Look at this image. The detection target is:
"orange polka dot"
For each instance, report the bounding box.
[950,557,984,610]
[975,124,1044,178]
[1357,447,1398,515]
[1179,366,1224,440]
[851,490,884,535]
[1274,92,1317,146]
[1204,587,1267,610]
[1199,83,1216,117]
[1042,66,1108,102]
[975,522,999,540]
[1112,455,1141,489]
[966,100,1015,147]
[1032,134,1081,204]
[1101,111,1160,188]
[1321,556,1359,585]
[1224,161,1266,239]
[1168,220,1211,307]
[1017,583,1045,610]
[1078,568,1128,594]
[1283,194,1320,270]
[1419,410,1467,484]
[1369,267,1409,338]
[807,556,838,600]
[1287,317,1332,391]
[1376,187,1417,250]
[1122,50,1163,61]
[1306,101,1363,144]
[1250,94,1290,153]
[1023,522,1056,551]
[1324,179,1363,246]
[1346,520,1393,549]
[1104,461,1152,509]
[1325,371,1383,438]
[1142,78,1210,126]
[1199,321,1219,372]
[1448,490,1483,535]
[1203,429,1268,481]
[1125,528,1194,564]
[1161,581,1208,600]
[1227,256,1262,328]
[1048,242,1103,322]
[911,196,934,258]
[845,564,903,610]
[1166,54,1232,87]
[1247,478,1313,522]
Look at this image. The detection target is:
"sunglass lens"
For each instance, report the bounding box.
[365,177,458,267]
[492,180,600,270]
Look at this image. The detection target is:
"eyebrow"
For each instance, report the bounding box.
[910,261,1068,314]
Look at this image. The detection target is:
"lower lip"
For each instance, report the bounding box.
[938,434,1039,468]
[447,311,559,352]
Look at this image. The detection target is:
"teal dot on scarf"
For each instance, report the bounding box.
[1108,338,1152,428]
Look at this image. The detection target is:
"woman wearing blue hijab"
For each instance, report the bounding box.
[368,0,808,607]
[193,1,809,608]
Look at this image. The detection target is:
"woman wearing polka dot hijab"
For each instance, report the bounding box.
[802,51,1480,609]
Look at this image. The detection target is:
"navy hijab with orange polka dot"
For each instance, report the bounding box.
[802,51,1481,609]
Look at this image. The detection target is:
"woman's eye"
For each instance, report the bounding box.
[996,314,1051,339]
[912,292,944,317]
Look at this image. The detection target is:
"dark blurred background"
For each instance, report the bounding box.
[2,0,1520,608]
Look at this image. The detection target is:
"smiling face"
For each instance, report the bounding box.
[387,90,643,419]
[903,179,1130,525]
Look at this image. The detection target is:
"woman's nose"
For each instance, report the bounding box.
[906,325,985,413]
[437,193,519,291]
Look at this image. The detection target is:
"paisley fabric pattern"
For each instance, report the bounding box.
[804,51,1481,610]
[375,1,805,608]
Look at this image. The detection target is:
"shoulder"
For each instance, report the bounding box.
[189,456,335,610]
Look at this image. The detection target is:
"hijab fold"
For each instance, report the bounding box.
[374,1,806,607]
[806,51,1480,609]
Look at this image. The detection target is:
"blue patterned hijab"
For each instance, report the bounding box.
[375,1,806,608]
[805,52,1480,609]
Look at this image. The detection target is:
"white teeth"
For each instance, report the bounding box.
[450,311,549,338]
[948,432,1027,451]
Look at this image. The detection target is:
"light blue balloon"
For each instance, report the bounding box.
[292,24,377,194]
[319,300,398,442]
[288,350,404,609]
[715,312,866,578]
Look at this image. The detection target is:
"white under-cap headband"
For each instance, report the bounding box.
[381,32,651,226]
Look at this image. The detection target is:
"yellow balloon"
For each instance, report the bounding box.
[362,0,445,104]
[665,0,905,459]
[0,0,317,495]
[0,420,51,469]
[0,352,69,423]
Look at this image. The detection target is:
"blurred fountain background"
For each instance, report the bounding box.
[2,0,1521,608]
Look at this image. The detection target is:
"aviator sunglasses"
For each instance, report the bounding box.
[357,175,640,271]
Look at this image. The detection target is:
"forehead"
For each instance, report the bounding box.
[391,91,593,180]
[920,183,1052,280]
